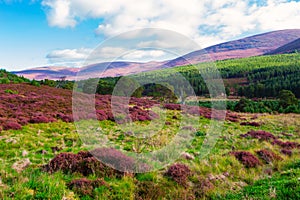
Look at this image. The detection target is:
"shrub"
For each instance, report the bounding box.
[240,130,276,141]
[135,181,166,200]
[18,116,29,125]
[234,98,250,112]
[43,152,81,174]
[0,78,10,84]
[30,115,55,123]
[240,121,261,127]
[256,149,282,164]
[43,150,119,177]
[165,163,191,186]
[280,149,292,156]
[164,103,181,110]
[137,115,148,121]
[67,178,107,197]
[230,151,261,168]
[4,89,18,94]
[193,177,214,198]
[30,79,40,87]
[76,156,116,178]
[91,148,138,173]
[56,113,74,122]
[3,121,22,130]
[96,110,108,121]
[272,139,300,149]
[278,90,298,108]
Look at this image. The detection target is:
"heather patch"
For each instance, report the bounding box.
[230,151,261,168]
[256,149,282,164]
[67,178,107,197]
[240,130,276,141]
[240,121,261,127]
[165,163,191,186]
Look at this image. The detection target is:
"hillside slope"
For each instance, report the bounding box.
[0,69,30,83]
[266,38,300,55]
[165,29,300,67]
[13,29,300,80]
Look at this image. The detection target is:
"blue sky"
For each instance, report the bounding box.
[0,1,104,70]
[0,0,299,71]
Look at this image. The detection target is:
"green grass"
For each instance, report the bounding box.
[212,161,300,200]
[0,112,299,199]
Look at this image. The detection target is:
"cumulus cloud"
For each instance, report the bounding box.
[47,47,169,64]
[46,48,92,63]
[122,50,166,61]
[42,0,300,44]
[42,0,77,28]
[42,0,300,65]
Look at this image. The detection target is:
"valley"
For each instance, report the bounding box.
[1,29,300,200]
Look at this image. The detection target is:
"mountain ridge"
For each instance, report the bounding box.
[266,38,300,55]
[12,29,300,80]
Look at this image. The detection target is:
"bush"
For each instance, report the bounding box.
[4,89,18,94]
[272,139,300,149]
[43,150,119,178]
[234,98,250,112]
[230,151,261,168]
[91,148,139,173]
[0,78,10,84]
[3,121,22,130]
[193,177,214,198]
[135,181,166,200]
[164,104,181,110]
[279,90,298,108]
[256,149,282,164]
[30,115,55,123]
[30,79,40,87]
[283,104,300,113]
[67,178,107,197]
[165,163,191,186]
[240,121,261,127]
[56,113,74,122]
[280,149,292,156]
[43,152,82,174]
[76,156,116,178]
[240,130,276,141]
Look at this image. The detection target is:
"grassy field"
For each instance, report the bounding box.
[0,111,299,199]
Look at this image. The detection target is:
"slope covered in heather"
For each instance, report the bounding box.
[266,38,300,55]
[13,29,300,80]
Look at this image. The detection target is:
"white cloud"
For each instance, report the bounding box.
[122,50,166,61]
[42,0,300,54]
[47,47,170,64]
[46,48,92,63]
[42,0,76,28]
[254,1,300,31]
[92,47,128,60]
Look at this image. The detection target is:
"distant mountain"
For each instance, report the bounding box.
[13,61,169,80]
[11,66,79,80]
[13,29,300,80]
[78,61,168,79]
[165,29,300,67]
[266,38,300,55]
